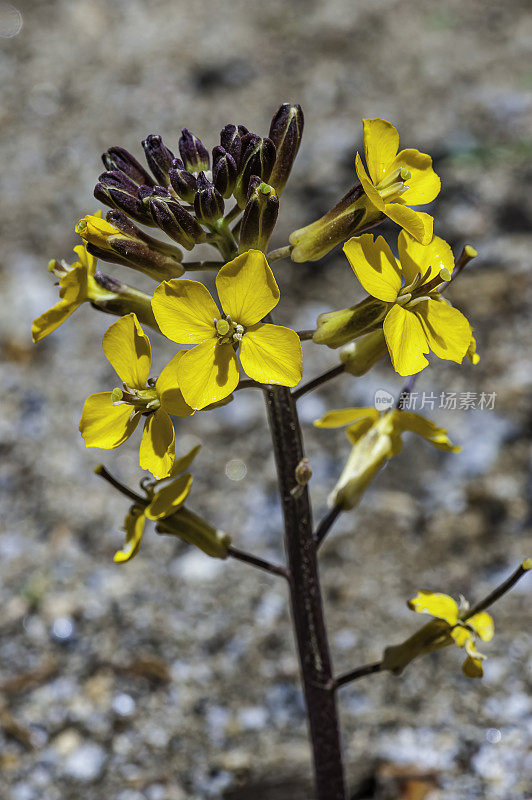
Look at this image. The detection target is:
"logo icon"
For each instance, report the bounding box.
[374,389,394,410]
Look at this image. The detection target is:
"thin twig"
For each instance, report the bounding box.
[227,546,290,580]
[94,465,147,505]
[463,560,531,620]
[297,329,316,341]
[315,505,342,548]
[334,661,382,689]
[267,245,293,262]
[293,364,345,401]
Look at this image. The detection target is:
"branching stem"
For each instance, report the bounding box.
[227,546,290,580]
[94,465,147,505]
[267,245,293,262]
[293,364,345,401]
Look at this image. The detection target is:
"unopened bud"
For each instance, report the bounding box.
[156,507,231,559]
[178,128,210,173]
[140,186,206,250]
[142,134,175,186]
[169,158,198,202]
[289,183,383,262]
[339,330,388,375]
[102,146,155,187]
[313,296,388,349]
[194,172,225,225]
[238,178,279,252]
[94,171,155,227]
[268,103,304,195]
[220,123,249,167]
[212,146,238,198]
[234,135,276,207]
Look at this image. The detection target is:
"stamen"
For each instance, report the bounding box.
[216,318,230,336]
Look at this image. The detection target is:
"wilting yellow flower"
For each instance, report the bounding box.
[355,118,440,245]
[152,249,302,409]
[80,314,193,477]
[407,591,494,678]
[314,407,459,509]
[32,242,101,343]
[112,445,231,562]
[315,231,473,376]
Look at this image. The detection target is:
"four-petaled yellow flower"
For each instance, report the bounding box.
[151,249,302,410]
[79,313,193,477]
[356,117,440,245]
[408,590,495,678]
[343,232,472,375]
[32,242,100,343]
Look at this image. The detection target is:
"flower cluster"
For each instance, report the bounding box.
[33,105,479,576]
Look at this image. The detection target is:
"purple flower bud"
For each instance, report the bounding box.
[239,177,279,253]
[178,129,210,173]
[212,148,238,198]
[102,146,155,186]
[268,103,304,195]
[194,172,225,225]
[234,136,276,207]
[142,134,175,186]
[142,187,206,250]
[94,171,155,226]
[168,158,198,203]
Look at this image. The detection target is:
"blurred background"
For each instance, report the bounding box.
[1,0,531,798]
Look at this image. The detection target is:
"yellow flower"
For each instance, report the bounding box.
[32,243,100,342]
[315,231,473,376]
[79,314,193,477]
[407,590,495,678]
[152,249,302,409]
[113,446,231,562]
[355,118,440,245]
[314,407,459,509]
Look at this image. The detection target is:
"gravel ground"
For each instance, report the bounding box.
[1,1,531,798]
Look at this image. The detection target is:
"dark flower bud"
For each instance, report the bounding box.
[178,128,210,173]
[94,171,155,226]
[101,146,155,187]
[140,186,206,250]
[234,135,276,207]
[194,172,225,225]
[238,177,279,253]
[219,124,248,166]
[168,158,198,202]
[142,134,175,186]
[268,103,304,195]
[212,146,238,198]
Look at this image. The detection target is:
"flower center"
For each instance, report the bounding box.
[111,384,160,419]
[214,315,245,345]
[396,264,452,308]
[375,167,411,202]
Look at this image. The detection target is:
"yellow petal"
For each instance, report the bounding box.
[59,264,89,305]
[239,323,302,386]
[391,148,441,206]
[467,611,494,642]
[407,590,459,626]
[362,118,400,185]
[79,392,139,448]
[152,279,219,344]
[355,152,385,212]
[385,204,433,245]
[139,409,175,478]
[162,444,201,480]
[156,352,195,417]
[467,332,480,365]
[114,507,146,563]
[102,313,151,388]
[72,243,97,276]
[314,407,379,429]
[383,304,429,376]
[343,234,401,302]
[462,655,484,678]
[415,298,471,364]
[395,411,460,452]
[216,250,280,326]
[146,473,193,520]
[398,231,454,286]
[32,300,79,342]
[177,339,239,410]
[451,626,472,647]
[346,416,379,445]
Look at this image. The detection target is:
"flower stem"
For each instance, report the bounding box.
[227,546,289,580]
[292,364,345,401]
[263,385,347,800]
[297,329,316,341]
[267,245,293,262]
[94,465,147,505]
[463,560,531,620]
[334,661,382,689]
[315,505,343,548]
